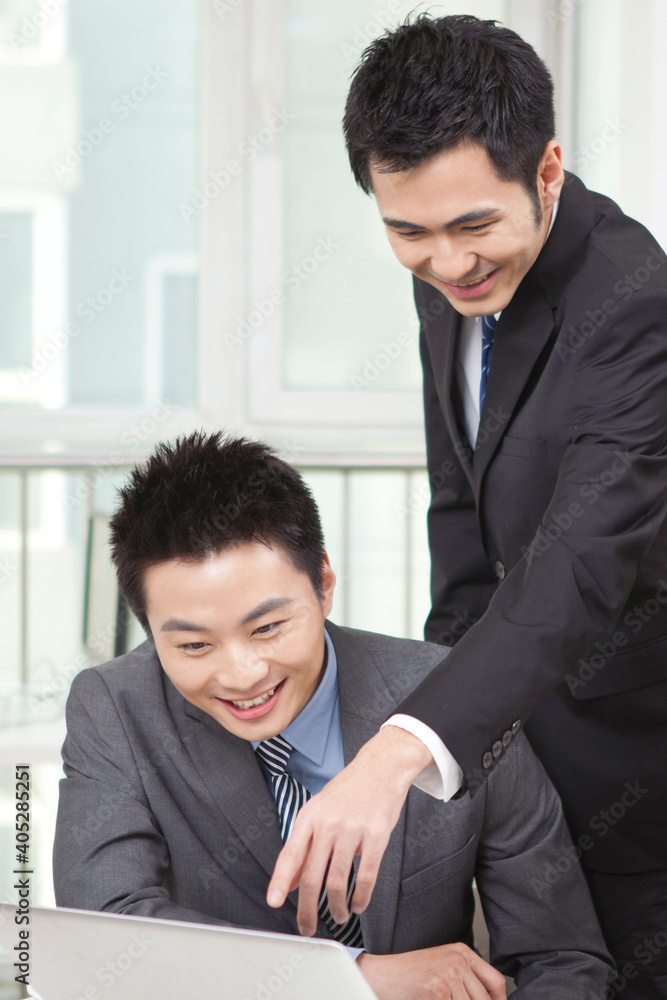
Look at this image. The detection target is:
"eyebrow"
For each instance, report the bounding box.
[382,206,501,232]
[159,598,295,634]
[160,617,212,633]
[239,597,294,626]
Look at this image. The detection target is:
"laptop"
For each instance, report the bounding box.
[0,904,378,999]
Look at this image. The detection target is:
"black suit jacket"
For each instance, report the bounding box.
[396,172,667,872]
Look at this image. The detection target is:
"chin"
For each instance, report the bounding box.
[454,299,499,318]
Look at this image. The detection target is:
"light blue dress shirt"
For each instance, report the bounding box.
[252,630,363,957]
[251,630,344,793]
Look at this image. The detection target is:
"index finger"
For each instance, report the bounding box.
[465,950,506,1000]
[266,820,314,909]
[349,836,385,915]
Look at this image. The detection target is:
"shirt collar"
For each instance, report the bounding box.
[546,196,559,240]
[251,629,339,768]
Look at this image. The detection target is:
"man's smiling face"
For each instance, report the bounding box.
[145,541,335,741]
[370,140,563,317]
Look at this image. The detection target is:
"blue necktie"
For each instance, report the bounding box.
[479,314,498,413]
[256,735,364,948]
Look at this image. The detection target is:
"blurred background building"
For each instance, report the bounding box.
[0,0,666,990]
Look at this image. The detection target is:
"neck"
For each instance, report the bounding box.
[540,203,555,249]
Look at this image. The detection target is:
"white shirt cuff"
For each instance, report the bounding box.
[349,946,365,961]
[381,715,463,801]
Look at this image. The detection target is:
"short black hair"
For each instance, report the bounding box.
[109,431,326,634]
[343,13,555,213]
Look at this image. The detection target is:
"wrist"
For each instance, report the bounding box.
[356,952,382,980]
[356,951,398,996]
[359,725,434,796]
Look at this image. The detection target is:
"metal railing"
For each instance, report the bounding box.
[0,453,430,691]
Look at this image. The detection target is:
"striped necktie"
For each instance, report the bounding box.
[256,735,364,948]
[479,313,498,413]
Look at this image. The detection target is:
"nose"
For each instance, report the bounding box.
[214,643,271,695]
[428,237,479,285]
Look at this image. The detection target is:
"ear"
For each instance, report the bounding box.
[320,551,336,617]
[537,140,565,210]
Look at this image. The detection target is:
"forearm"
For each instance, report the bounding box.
[53,853,213,927]
[399,444,667,787]
[475,735,615,993]
[66,884,234,928]
[509,951,615,998]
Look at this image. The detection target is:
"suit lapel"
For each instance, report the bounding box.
[171,683,291,894]
[469,171,595,500]
[472,289,556,496]
[422,300,475,488]
[170,678,340,933]
[423,277,556,498]
[330,623,407,955]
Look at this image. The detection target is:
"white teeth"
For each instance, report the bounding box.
[231,685,277,710]
[453,275,488,287]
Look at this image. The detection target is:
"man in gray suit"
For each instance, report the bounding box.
[54,432,613,998]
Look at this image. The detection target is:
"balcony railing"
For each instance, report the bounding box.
[0,452,431,693]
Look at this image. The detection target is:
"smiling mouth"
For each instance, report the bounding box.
[216,677,287,719]
[433,267,500,300]
[448,271,495,287]
[230,686,278,710]
[448,274,488,288]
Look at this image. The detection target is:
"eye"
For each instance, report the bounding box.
[396,230,423,239]
[254,621,281,636]
[181,641,210,652]
[463,223,491,232]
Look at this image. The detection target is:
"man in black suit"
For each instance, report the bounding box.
[267,15,667,997]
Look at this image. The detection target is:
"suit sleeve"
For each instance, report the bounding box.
[398,287,667,791]
[417,280,497,646]
[53,670,232,926]
[474,734,614,995]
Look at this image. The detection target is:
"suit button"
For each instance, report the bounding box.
[502,730,512,747]
[495,561,506,581]
[511,719,521,736]
[492,740,503,758]
[482,751,493,769]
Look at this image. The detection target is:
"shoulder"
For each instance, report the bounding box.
[70,639,160,691]
[67,640,169,725]
[550,182,667,375]
[565,181,667,295]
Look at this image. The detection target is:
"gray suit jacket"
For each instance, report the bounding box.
[54,622,613,995]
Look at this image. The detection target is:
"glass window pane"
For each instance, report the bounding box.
[66,0,200,407]
[0,0,201,409]
[0,473,21,683]
[0,213,32,369]
[573,0,666,245]
[161,269,198,406]
[282,0,507,393]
